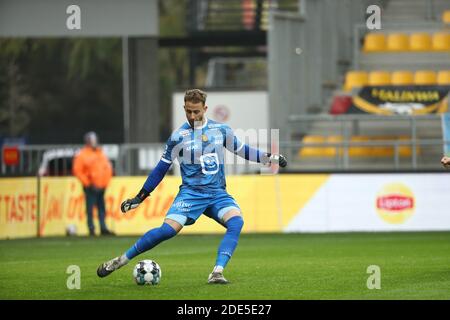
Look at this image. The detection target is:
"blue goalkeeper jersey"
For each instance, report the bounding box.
[161,118,243,191]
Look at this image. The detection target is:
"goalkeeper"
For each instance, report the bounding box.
[97,89,287,284]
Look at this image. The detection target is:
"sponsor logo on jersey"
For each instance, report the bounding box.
[179,129,192,137]
[200,153,219,175]
[173,200,192,212]
[186,144,199,151]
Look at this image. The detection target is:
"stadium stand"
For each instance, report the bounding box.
[308,0,450,170]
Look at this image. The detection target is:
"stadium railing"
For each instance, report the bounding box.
[2,114,449,176]
[284,114,447,171]
[0,143,165,177]
[0,142,257,177]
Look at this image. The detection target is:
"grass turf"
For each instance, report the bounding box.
[0,232,449,300]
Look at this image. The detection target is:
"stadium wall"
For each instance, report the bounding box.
[1,174,449,239]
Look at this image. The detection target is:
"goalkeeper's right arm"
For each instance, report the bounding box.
[121,160,171,213]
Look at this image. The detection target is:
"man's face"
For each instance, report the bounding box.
[184,101,207,127]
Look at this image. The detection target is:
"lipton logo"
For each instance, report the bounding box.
[377,195,414,211]
[376,183,415,224]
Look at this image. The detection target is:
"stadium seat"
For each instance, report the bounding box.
[437,70,450,85]
[387,33,409,51]
[414,70,437,85]
[391,71,414,85]
[363,33,386,52]
[368,71,391,86]
[443,10,450,24]
[432,32,450,51]
[348,136,370,157]
[398,136,415,157]
[327,136,343,157]
[299,136,327,157]
[409,33,432,51]
[344,71,368,92]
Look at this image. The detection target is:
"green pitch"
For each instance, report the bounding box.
[0,232,449,300]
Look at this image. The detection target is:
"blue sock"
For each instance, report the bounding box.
[125,223,177,260]
[215,216,244,269]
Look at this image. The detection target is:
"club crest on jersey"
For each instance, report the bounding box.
[202,134,208,142]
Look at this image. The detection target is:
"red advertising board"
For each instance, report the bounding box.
[3,146,20,166]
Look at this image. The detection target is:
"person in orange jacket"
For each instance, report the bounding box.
[73,131,115,236]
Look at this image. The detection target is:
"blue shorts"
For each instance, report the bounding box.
[166,187,241,226]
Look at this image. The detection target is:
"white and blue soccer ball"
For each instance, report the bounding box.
[133,260,162,285]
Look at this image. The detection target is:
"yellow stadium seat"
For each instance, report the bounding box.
[368,71,391,86]
[414,70,437,85]
[299,135,421,158]
[344,71,368,92]
[387,33,409,51]
[327,136,343,157]
[437,70,450,85]
[349,136,370,157]
[363,33,386,52]
[409,33,432,51]
[443,10,450,24]
[432,32,450,51]
[299,136,326,157]
[391,71,414,85]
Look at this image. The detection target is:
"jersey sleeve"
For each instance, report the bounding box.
[222,124,268,163]
[161,132,183,164]
[142,159,171,193]
[223,124,244,153]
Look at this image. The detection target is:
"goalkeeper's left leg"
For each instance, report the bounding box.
[125,222,178,260]
[209,214,244,284]
[97,222,179,278]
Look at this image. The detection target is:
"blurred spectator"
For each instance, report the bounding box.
[73,132,115,236]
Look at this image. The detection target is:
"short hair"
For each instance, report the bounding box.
[84,131,98,143]
[184,89,207,105]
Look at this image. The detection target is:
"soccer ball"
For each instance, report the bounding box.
[133,260,162,285]
[65,224,77,236]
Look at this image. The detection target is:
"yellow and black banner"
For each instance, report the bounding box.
[350,85,450,115]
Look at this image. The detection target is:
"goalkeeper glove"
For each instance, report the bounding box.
[267,153,288,167]
[120,188,150,213]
